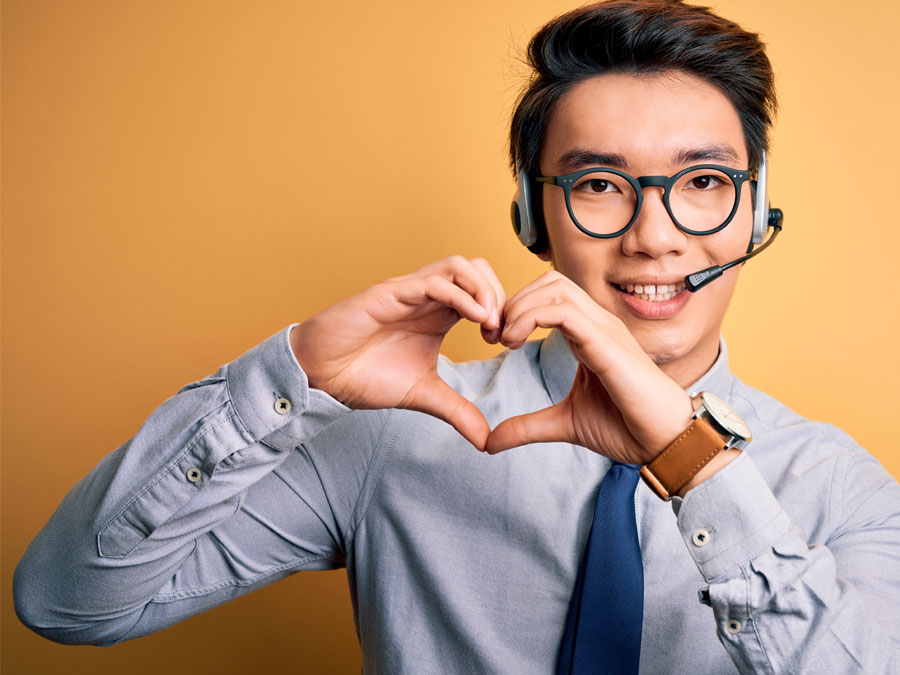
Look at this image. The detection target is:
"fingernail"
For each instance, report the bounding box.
[491,308,500,328]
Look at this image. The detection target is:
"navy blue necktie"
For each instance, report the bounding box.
[556,462,644,675]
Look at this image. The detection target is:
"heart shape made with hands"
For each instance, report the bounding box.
[403,272,694,465]
[292,260,694,466]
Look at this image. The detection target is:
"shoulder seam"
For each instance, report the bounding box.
[342,409,398,549]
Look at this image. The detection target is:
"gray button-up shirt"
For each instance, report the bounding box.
[14,326,900,673]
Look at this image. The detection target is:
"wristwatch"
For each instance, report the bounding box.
[639,391,752,500]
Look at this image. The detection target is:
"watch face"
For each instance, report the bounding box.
[700,392,752,441]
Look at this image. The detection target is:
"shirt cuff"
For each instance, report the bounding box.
[226,324,351,452]
[671,451,793,581]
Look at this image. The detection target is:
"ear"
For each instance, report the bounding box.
[536,248,552,262]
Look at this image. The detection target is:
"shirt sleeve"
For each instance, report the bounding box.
[13,325,380,646]
[672,450,900,674]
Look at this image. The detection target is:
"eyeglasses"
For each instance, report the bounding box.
[536,164,751,239]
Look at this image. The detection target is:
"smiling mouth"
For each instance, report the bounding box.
[615,282,686,302]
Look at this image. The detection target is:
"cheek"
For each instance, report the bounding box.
[541,186,568,237]
[708,191,755,260]
[545,220,610,277]
[541,186,617,266]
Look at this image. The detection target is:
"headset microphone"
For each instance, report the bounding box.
[683,150,783,292]
[684,208,783,291]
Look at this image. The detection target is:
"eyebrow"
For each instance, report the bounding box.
[671,144,742,165]
[557,149,629,172]
[555,144,742,173]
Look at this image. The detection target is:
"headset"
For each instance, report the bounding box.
[510,152,784,292]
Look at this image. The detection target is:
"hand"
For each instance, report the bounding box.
[290,256,507,450]
[485,271,693,464]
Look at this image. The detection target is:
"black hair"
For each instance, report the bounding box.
[509,0,777,181]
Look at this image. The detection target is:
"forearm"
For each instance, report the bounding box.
[13,325,351,645]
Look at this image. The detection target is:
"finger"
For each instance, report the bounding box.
[501,299,595,350]
[392,275,490,326]
[502,272,623,348]
[503,272,598,324]
[469,258,508,307]
[429,256,502,330]
[481,324,503,345]
[504,276,642,378]
[405,374,491,451]
[502,269,569,314]
[484,402,574,454]
[469,258,508,342]
[501,274,585,345]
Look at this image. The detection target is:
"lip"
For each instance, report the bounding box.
[611,282,691,319]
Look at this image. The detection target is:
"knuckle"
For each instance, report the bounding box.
[547,281,570,305]
[421,274,446,294]
[415,259,442,274]
[371,279,397,297]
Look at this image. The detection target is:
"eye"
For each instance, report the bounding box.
[576,178,618,194]
[686,174,725,190]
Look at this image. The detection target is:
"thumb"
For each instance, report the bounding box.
[484,402,574,455]
[405,375,491,451]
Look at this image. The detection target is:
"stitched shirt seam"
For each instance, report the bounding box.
[150,553,337,602]
[98,406,239,538]
[699,509,789,580]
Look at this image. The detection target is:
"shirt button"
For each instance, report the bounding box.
[186,467,202,483]
[726,619,742,634]
[692,528,711,547]
[274,397,292,415]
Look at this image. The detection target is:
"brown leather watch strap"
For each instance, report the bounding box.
[639,417,727,500]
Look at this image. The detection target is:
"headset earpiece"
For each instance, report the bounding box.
[511,164,549,254]
[511,164,537,247]
[751,151,771,244]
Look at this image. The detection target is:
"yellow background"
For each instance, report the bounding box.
[3,1,898,672]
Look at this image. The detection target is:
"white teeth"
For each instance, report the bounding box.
[617,281,685,301]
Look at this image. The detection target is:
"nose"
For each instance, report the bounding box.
[620,186,689,258]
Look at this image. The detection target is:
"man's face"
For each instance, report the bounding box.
[538,71,753,385]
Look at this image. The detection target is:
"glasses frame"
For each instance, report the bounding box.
[536,164,752,239]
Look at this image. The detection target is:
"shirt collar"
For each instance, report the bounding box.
[538,328,732,405]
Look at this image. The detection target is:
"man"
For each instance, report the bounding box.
[14,1,900,673]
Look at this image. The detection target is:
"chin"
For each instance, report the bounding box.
[628,322,694,366]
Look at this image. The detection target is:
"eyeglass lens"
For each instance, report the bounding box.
[569,168,737,235]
